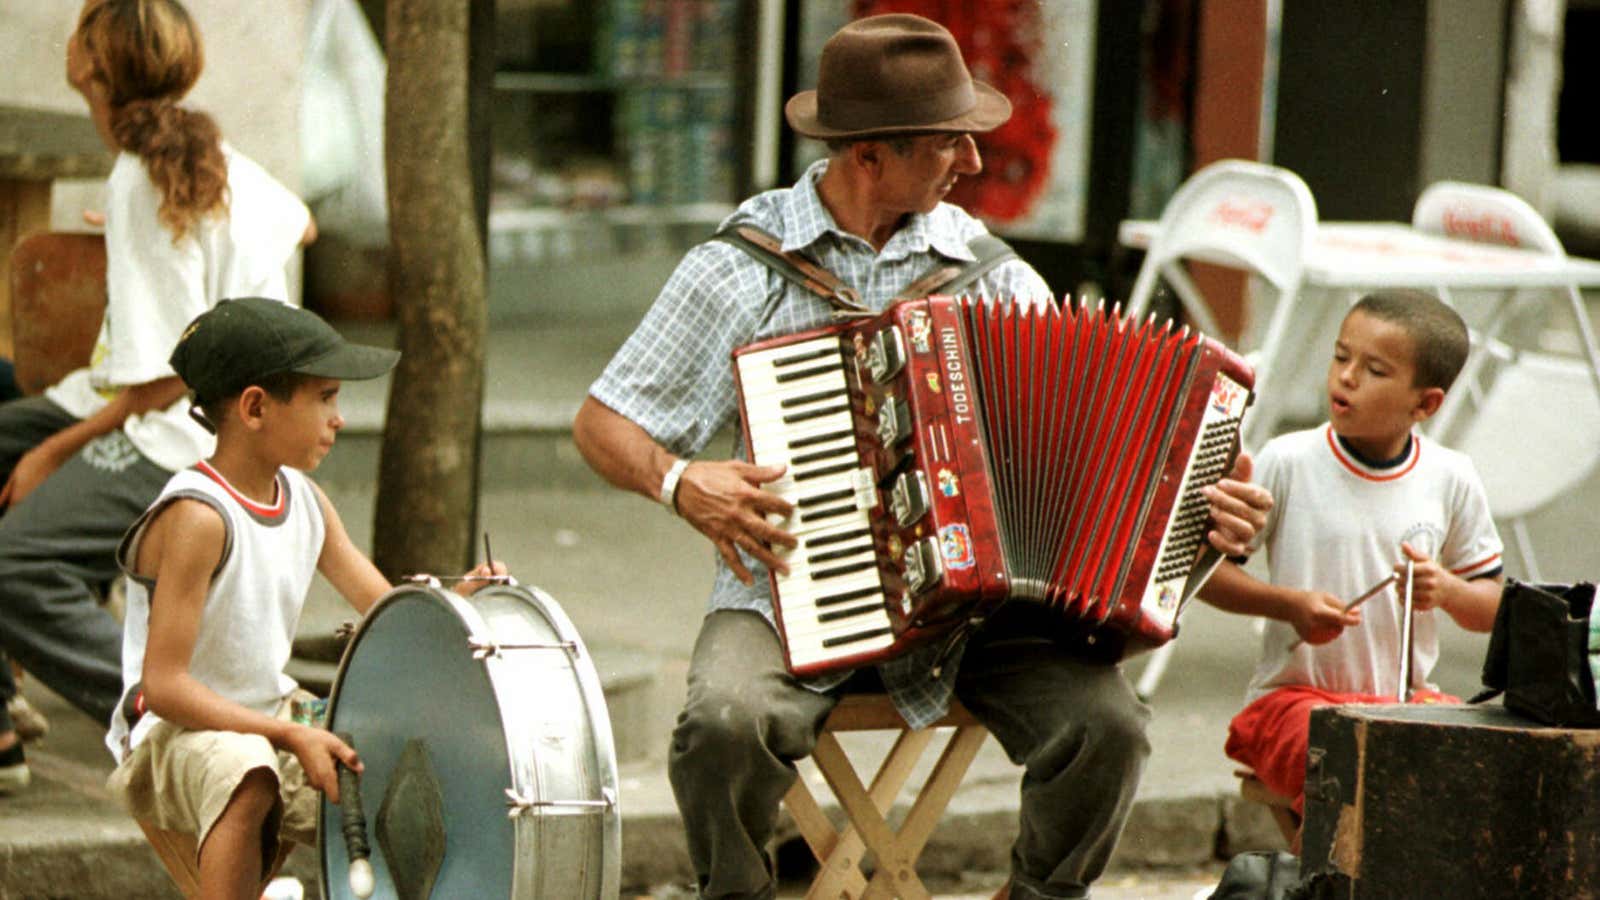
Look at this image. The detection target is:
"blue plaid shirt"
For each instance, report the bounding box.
[589,160,1051,727]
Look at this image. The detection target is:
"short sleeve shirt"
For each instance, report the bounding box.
[46,145,311,472]
[1244,424,1504,701]
[588,160,1052,726]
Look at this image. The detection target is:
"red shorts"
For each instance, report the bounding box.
[1225,684,1457,814]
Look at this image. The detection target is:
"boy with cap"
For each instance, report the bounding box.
[104,297,500,899]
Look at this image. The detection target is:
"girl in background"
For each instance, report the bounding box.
[0,0,315,792]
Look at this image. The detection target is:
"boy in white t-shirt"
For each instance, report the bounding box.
[1201,289,1504,833]
[106,298,501,899]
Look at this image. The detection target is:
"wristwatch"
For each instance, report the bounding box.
[658,458,691,514]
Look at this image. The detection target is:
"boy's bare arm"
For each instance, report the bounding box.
[0,376,188,507]
[312,482,391,615]
[1200,561,1360,645]
[141,499,361,799]
[1399,542,1502,631]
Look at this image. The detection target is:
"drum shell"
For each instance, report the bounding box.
[318,581,620,899]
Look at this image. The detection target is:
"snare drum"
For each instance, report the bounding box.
[318,580,619,899]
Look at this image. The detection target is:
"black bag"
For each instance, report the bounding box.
[1471,579,1600,727]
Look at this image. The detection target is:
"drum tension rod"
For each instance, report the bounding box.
[469,638,578,660]
[504,786,617,818]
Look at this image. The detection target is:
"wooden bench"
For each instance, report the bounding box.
[783,693,990,900]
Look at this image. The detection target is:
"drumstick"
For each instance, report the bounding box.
[1344,572,1400,613]
[1397,559,1416,702]
[1287,572,1399,650]
[334,731,375,898]
[483,531,495,571]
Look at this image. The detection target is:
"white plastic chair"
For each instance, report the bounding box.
[1128,161,1316,700]
[1411,181,1600,442]
[1451,351,1600,581]
[1125,159,1319,451]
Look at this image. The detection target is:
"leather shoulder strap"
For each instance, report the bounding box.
[894,232,1018,302]
[708,225,1020,315]
[708,224,866,314]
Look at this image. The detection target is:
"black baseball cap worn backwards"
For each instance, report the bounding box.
[170,296,399,403]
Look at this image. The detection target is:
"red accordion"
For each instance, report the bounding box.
[733,296,1254,677]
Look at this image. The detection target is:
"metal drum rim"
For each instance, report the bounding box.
[317,580,622,900]
[479,583,622,900]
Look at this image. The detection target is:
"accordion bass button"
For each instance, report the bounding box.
[904,536,945,595]
[889,470,932,528]
[866,326,907,383]
[875,396,911,447]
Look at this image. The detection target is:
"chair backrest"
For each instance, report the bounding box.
[9,231,106,396]
[1128,159,1318,323]
[1411,181,1564,257]
[1453,351,1600,519]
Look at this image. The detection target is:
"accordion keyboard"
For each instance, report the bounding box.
[735,336,895,670]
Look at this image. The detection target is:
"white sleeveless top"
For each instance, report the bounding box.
[107,461,326,761]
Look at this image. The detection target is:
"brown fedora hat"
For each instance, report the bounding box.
[786,14,1012,140]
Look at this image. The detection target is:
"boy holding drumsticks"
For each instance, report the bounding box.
[1201,289,1504,834]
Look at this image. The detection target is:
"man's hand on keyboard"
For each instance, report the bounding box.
[676,460,797,584]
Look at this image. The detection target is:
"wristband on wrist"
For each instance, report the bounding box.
[658,458,691,514]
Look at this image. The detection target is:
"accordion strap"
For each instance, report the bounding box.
[709,224,1019,319]
[895,233,1018,302]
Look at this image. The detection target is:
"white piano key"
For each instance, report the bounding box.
[773,567,885,608]
[783,613,896,663]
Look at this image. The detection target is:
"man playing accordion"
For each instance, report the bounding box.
[573,14,1272,900]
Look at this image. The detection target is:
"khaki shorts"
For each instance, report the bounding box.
[106,690,321,869]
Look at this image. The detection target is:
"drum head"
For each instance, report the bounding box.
[319,581,619,899]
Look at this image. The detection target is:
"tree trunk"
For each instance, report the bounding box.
[372,0,485,580]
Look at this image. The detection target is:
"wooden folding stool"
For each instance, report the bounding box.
[783,692,989,900]
[1234,768,1300,853]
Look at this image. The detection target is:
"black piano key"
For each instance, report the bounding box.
[815,585,881,607]
[782,403,850,424]
[798,488,854,509]
[806,528,871,549]
[781,387,849,409]
[812,560,877,580]
[790,428,854,450]
[791,444,854,466]
[808,543,873,564]
[822,625,894,649]
[800,503,857,523]
[795,461,857,482]
[776,363,841,384]
[818,602,887,623]
[772,347,838,368]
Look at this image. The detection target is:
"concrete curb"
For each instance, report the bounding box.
[613,770,1287,892]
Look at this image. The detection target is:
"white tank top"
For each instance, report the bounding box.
[107,461,326,761]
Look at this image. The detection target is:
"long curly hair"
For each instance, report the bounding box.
[75,0,228,241]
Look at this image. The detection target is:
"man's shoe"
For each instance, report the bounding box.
[8,696,49,743]
[0,740,29,794]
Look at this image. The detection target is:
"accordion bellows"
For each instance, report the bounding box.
[735,296,1254,677]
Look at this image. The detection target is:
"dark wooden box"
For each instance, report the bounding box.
[1300,704,1600,899]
